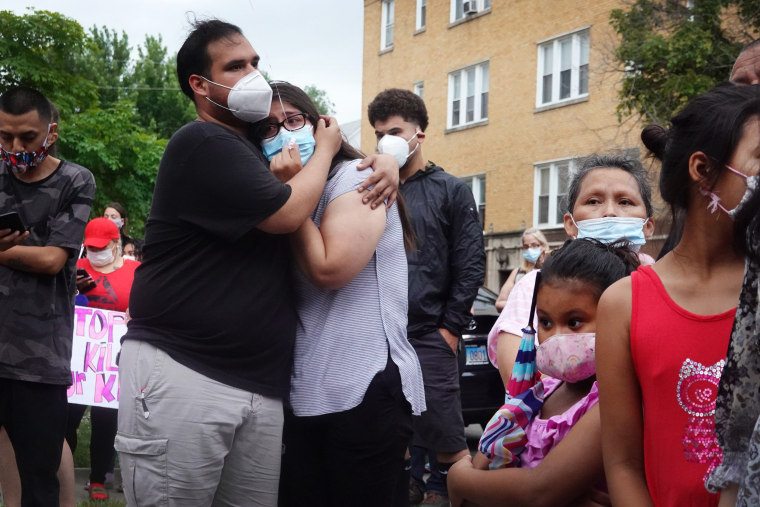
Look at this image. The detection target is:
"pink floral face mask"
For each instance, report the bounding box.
[536,332,596,383]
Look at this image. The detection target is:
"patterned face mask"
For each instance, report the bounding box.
[536,332,596,383]
[0,124,51,174]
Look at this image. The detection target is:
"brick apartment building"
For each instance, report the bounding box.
[361,0,665,291]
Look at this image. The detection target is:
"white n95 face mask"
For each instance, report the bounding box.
[377,131,419,167]
[202,71,273,123]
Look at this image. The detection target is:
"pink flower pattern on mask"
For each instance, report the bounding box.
[677,358,724,481]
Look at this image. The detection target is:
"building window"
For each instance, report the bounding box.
[448,61,488,128]
[534,159,573,227]
[536,29,589,107]
[381,0,395,50]
[416,0,426,30]
[451,0,490,22]
[463,174,486,227]
[414,81,424,99]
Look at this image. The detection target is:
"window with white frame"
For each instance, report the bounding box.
[416,0,426,30]
[448,61,488,128]
[534,159,573,227]
[536,29,589,107]
[381,0,395,50]
[414,81,424,99]
[463,174,486,227]
[451,0,491,22]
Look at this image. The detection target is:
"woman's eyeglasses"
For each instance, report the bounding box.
[260,113,309,139]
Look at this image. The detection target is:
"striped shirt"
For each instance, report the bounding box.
[290,160,426,417]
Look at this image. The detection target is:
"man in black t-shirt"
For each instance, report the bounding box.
[0,87,95,506]
[115,20,344,505]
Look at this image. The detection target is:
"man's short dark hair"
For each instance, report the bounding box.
[176,19,243,101]
[367,88,429,132]
[0,87,53,123]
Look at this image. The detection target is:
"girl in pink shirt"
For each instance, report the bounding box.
[449,238,639,506]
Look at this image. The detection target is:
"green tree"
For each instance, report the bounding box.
[611,0,753,125]
[60,102,166,235]
[304,84,335,115]
[75,26,133,108]
[0,9,98,114]
[132,35,195,139]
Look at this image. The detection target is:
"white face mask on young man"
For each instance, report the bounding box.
[377,131,419,168]
[201,70,273,123]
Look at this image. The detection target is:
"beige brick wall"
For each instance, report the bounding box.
[362,0,666,290]
[362,0,645,234]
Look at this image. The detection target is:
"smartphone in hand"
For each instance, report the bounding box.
[0,212,26,233]
[76,268,97,293]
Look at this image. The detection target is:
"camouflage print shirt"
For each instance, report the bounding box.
[0,160,95,385]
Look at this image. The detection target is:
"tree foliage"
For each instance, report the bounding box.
[75,26,133,108]
[0,9,97,114]
[0,9,190,236]
[304,84,335,115]
[132,36,196,139]
[60,103,166,235]
[611,0,755,125]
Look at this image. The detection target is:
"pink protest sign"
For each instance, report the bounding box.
[67,306,126,409]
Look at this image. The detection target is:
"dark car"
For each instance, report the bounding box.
[458,286,506,428]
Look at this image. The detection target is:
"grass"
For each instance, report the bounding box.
[72,408,91,468]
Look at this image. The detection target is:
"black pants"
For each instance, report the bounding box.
[0,378,67,507]
[65,403,118,484]
[279,357,413,507]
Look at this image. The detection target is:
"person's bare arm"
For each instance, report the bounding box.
[0,245,69,276]
[291,188,386,290]
[0,228,30,252]
[448,405,605,507]
[495,268,519,312]
[596,279,654,507]
[718,483,738,507]
[356,153,399,209]
[496,331,522,390]
[257,117,342,234]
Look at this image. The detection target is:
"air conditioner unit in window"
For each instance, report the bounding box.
[463,0,478,15]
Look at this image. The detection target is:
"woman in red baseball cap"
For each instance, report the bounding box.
[70,217,140,500]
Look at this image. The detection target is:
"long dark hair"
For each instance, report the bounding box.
[734,183,760,263]
[539,239,640,301]
[256,81,416,252]
[642,83,760,217]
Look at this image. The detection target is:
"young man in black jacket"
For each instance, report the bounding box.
[369,88,486,505]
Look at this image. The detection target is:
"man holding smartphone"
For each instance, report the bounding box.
[0,86,95,506]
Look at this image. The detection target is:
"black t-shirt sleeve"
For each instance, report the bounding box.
[165,123,291,242]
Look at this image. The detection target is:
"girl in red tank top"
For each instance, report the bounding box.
[597,83,760,507]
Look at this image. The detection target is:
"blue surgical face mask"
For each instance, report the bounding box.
[571,216,649,252]
[522,247,542,264]
[261,126,315,165]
